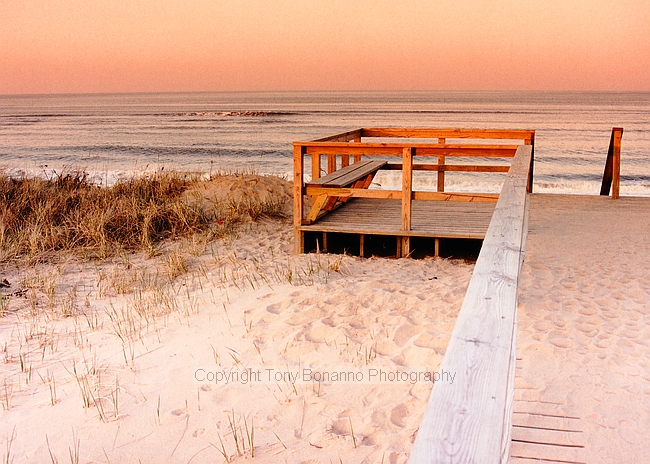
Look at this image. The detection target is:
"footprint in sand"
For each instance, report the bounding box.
[266,301,287,314]
[329,418,351,436]
[390,403,409,427]
[574,323,598,338]
[375,339,399,356]
[393,325,420,347]
[371,410,387,427]
[286,307,324,325]
[362,432,380,446]
[322,317,336,327]
[413,332,448,355]
[548,330,574,349]
[304,324,329,343]
[532,321,553,332]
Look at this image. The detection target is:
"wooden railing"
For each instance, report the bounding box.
[293,128,535,254]
[409,145,533,463]
[600,127,624,199]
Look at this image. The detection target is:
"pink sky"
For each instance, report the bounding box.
[1,0,649,94]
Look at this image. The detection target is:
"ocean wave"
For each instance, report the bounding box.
[169,111,291,118]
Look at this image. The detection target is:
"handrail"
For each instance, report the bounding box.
[409,145,532,463]
[600,127,624,199]
[302,127,535,143]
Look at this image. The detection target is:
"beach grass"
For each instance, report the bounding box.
[0,170,288,264]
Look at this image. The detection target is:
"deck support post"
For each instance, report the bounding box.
[401,147,413,257]
[359,234,365,258]
[434,238,440,257]
[293,144,306,254]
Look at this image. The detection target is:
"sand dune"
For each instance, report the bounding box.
[0,216,473,463]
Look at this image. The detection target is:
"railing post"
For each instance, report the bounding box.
[526,133,535,194]
[353,136,362,163]
[600,127,624,199]
[311,153,321,181]
[612,129,622,199]
[437,137,446,193]
[401,147,413,256]
[293,144,306,254]
[327,154,336,174]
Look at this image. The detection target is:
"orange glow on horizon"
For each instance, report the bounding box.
[1,0,649,94]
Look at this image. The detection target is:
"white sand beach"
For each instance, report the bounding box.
[0,175,474,463]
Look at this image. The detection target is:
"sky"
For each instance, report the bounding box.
[1,0,649,94]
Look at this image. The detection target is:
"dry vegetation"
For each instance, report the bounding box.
[0,170,289,263]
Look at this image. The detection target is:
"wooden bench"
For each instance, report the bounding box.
[305,160,386,223]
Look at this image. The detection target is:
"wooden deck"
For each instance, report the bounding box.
[300,198,495,239]
[294,128,535,256]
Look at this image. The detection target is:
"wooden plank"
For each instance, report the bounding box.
[383,163,511,173]
[511,412,583,434]
[510,426,583,448]
[293,145,306,254]
[311,128,363,142]
[409,145,532,463]
[303,143,518,157]
[509,441,585,464]
[306,160,375,187]
[322,160,386,188]
[361,128,535,141]
[599,127,624,197]
[306,160,371,186]
[305,186,499,202]
[306,194,328,223]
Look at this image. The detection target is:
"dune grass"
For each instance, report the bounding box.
[0,170,287,263]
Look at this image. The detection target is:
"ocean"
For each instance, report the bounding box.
[1,91,649,195]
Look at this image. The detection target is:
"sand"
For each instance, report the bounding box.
[0,175,474,463]
[514,195,650,463]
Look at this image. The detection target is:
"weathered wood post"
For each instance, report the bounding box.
[293,144,306,254]
[600,127,624,199]
[437,137,446,193]
[525,133,535,193]
[400,146,413,257]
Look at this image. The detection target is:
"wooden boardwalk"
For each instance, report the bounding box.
[300,198,495,239]
[295,127,644,462]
